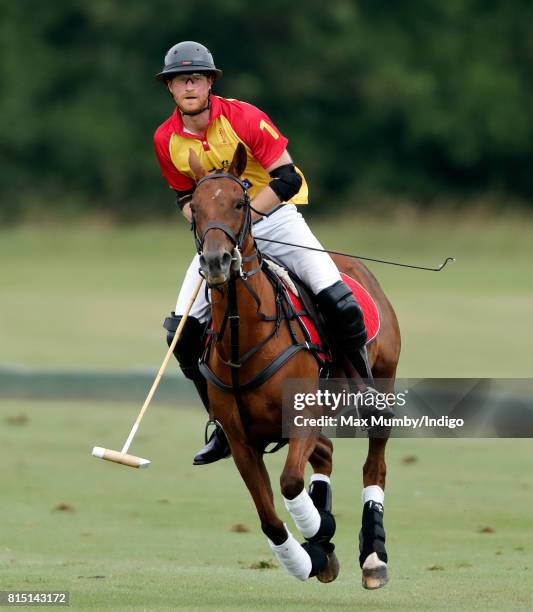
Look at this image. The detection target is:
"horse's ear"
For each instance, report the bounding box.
[228,143,247,177]
[188,149,207,180]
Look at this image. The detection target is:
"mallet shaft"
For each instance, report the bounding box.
[121,275,204,454]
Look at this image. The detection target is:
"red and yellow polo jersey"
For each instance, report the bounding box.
[153,95,308,204]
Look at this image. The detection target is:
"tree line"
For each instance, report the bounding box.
[2,0,532,222]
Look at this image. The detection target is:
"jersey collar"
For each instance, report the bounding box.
[171,95,223,138]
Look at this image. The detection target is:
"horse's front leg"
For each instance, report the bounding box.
[280,435,338,581]
[228,433,314,581]
[359,434,389,589]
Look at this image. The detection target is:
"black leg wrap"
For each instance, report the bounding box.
[308,480,332,512]
[301,541,328,577]
[306,510,336,543]
[358,500,388,568]
[307,479,336,542]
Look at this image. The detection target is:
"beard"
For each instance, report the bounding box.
[176,93,210,116]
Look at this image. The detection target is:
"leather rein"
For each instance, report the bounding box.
[191,172,323,434]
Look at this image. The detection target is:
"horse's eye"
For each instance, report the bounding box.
[235,200,244,210]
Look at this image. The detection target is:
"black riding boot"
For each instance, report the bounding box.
[163,312,231,466]
[316,281,372,380]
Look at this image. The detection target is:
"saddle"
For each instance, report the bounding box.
[265,257,380,363]
[199,256,381,394]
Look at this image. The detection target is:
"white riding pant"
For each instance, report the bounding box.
[174,204,342,323]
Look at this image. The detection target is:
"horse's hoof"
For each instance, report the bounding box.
[362,564,389,590]
[316,543,340,583]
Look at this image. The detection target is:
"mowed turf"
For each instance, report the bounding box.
[1,215,533,609]
[1,213,532,376]
[1,399,532,611]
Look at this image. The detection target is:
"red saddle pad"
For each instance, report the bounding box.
[285,273,380,356]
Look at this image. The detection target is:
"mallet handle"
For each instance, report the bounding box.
[121,275,204,454]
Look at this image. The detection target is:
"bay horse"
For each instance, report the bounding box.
[187,143,400,588]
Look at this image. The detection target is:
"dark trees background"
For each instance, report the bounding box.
[2,0,532,221]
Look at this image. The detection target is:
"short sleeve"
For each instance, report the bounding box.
[228,101,289,169]
[153,126,194,191]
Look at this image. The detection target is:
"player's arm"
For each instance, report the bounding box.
[154,127,195,221]
[227,101,302,220]
[250,150,302,221]
[175,188,195,221]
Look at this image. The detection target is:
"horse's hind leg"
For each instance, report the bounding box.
[307,435,340,583]
[357,359,395,590]
[280,435,338,582]
[359,435,389,589]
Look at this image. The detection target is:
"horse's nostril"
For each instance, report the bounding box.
[222,251,232,266]
[199,254,206,268]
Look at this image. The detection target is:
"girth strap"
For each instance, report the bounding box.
[199,343,308,394]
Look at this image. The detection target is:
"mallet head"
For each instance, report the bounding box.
[92,446,150,469]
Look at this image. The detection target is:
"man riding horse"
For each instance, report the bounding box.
[154,41,370,466]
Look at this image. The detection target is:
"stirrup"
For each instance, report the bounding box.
[344,346,373,386]
[193,420,231,466]
[204,419,217,444]
[358,346,373,381]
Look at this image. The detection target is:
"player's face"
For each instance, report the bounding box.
[167,73,213,114]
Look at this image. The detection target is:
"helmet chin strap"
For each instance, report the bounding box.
[179,93,211,117]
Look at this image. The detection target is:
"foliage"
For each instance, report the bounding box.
[1,0,532,221]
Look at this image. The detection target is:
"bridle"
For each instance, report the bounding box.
[192,171,325,453]
[191,171,260,280]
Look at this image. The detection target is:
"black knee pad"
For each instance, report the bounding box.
[317,281,367,349]
[163,313,205,379]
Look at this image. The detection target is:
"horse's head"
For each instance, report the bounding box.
[189,143,251,286]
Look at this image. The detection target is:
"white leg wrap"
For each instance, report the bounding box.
[362,485,384,505]
[283,488,321,539]
[310,473,330,485]
[268,526,312,581]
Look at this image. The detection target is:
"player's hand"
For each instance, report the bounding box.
[182,202,192,222]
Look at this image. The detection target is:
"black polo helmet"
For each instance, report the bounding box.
[155,41,223,82]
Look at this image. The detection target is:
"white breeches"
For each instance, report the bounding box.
[174,204,342,322]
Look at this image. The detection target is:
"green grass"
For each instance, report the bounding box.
[1,213,532,376]
[1,399,532,611]
[1,215,532,609]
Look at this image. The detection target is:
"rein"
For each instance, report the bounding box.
[193,172,323,443]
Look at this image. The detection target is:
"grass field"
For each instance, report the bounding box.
[1,213,532,376]
[1,399,532,611]
[1,214,533,610]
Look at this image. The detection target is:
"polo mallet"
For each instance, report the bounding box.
[92,276,204,469]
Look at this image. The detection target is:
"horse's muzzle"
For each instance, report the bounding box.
[199,249,233,286]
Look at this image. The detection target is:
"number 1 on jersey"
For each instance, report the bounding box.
[259,119,279,140]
